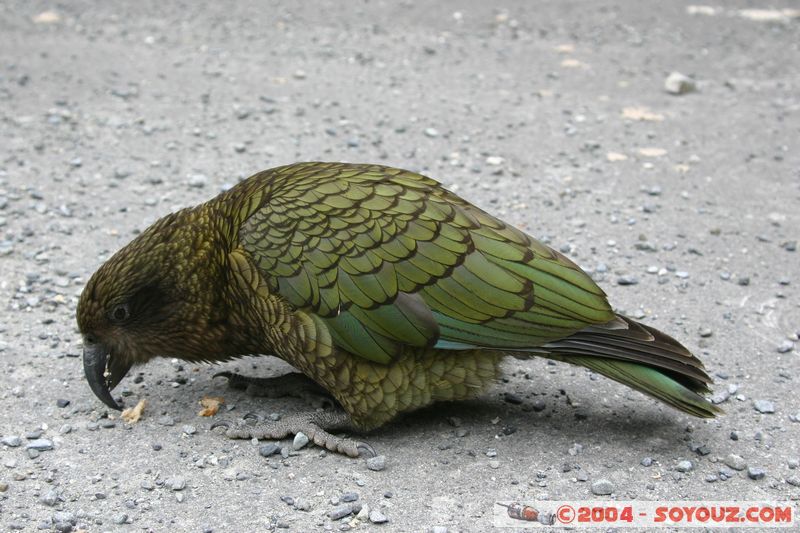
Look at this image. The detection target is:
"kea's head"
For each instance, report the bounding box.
[77,209,232,410]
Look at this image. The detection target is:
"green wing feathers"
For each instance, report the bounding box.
[235,162,716,417]
[238,162,614,363]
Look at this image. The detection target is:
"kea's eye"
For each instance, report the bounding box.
[110,303,130,323]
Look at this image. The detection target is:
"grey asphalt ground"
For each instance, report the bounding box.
[1,1,799,531]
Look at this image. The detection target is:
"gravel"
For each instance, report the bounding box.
[0,2,797,532]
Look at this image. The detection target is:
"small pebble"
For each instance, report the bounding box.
[259,443,281,457]
[328,504,357,520]
[675,460,694,473]
[294,498,311,511]
[41,488,59,506]
[747,467,766,480]
[725,454,747,471]
[591,479,614,495]
[777,340,794,353]
[504,392,523,404]
[664,72,697,95]
[753,399,775,414]
[167,476,186,491]
[292,432,309,450]
[369,509,389,524]
[366,455,386,471]
[26,438,54,451]
[617,276,639,286]
[56,399,70,408]
[641,457,653,467]
[1,436,21,447]
[188,174,208,188]
[341,492,358,503]
[52,511,76,532]
[689,442,710,456]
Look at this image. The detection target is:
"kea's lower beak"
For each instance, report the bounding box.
[83,341,132,410]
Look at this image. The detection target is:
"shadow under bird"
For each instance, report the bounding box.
[77,162,720,456]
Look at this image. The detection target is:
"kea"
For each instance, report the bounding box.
[77,162,719,456]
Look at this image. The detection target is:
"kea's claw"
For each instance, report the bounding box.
[209,419,232,431]
[213,371,249,390]
[210,412,261,431]
[356,442,377,458]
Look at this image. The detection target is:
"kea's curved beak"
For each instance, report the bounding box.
[83,341,132,410]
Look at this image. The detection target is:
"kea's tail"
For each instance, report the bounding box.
[521,315,721,418]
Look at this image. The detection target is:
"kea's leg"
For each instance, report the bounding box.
[214,371,333,408]
[211,409,375,458]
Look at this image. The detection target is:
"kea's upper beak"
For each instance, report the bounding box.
[83,340,132,410]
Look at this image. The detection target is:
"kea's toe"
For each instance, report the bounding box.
[210,408,376,458]
[214,371,332,406]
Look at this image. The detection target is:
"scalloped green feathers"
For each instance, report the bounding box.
[238,163,614,365]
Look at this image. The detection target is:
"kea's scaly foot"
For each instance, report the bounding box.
[211,409,375,458]
[214,371,333,408]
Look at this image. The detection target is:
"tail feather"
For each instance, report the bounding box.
[522,315,721,418]
[547,354,721,418]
